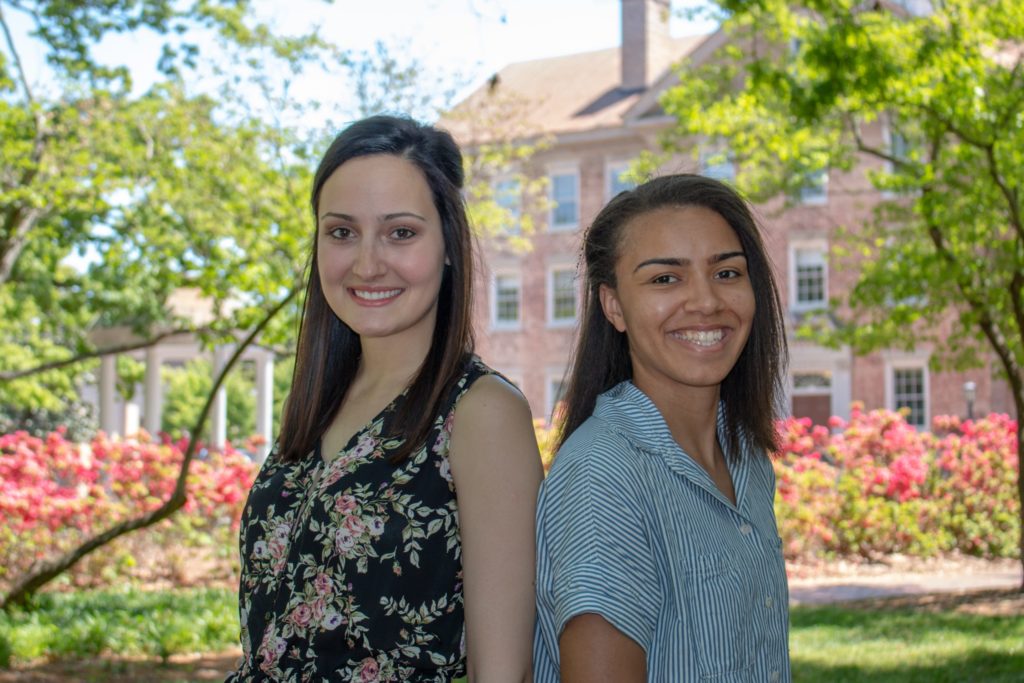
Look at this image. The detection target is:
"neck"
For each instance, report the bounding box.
[357,334,433,393]
[633,375,721,469]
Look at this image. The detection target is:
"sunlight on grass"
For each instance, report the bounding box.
[791,605,1024,682]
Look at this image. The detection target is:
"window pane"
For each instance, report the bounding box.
[551,269,576,321]
[894,368,925,427]
[795,248,826,305]
[800,169,828,203]
[495,275,520,323]
[495,178,520,223]
[793,372,831,390]
[608,165,635,198]
[551,173,578,225]
[700,150,735,182]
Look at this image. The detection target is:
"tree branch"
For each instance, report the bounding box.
[0,284,299,609]
[0,325,215,382]
[0,205,45,286]
[983,142,1024,245]
[0,1,35,105]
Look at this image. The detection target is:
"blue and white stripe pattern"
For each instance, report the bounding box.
[534,381,790,682]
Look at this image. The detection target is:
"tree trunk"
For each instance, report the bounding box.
[0,288,296,609]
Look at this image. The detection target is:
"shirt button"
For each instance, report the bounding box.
[739,523,753,535]
[770,671,780,682]
[765,596,774,608]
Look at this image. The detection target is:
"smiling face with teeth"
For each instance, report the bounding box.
[599,204,755,404]
[315,154,447,347]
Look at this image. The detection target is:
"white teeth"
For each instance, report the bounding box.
[675,329,724,346]
[353,289,401,301]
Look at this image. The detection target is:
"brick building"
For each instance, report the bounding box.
[446,0,1013,427]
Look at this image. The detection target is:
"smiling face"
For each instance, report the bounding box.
[599,204,755,402]
[315,154,447,348]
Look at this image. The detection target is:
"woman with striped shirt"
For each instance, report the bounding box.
[534,174,791,682]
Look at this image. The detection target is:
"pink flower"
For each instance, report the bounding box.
[357,657,380,682]
[290,603,313,628]
[335,494,358,513]
[314,572,333,595]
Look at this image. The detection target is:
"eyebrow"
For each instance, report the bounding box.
[318,211,427,223]
[633,251,746,273]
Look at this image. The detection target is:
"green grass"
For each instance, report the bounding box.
[2,588,1022,682]
[791,604,1024,682]
[0,586,238,666]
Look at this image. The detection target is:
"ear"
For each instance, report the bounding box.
[599,283,627,333]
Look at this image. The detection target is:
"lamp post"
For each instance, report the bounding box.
[963,380,977,420]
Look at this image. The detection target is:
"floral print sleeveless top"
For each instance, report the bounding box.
[227,357,492,682]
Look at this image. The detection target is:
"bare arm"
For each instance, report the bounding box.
[559,613,646,682]
[449,375,544,683]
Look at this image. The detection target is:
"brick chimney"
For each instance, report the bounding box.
[621,0,672,91]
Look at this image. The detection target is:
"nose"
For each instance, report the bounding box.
[683,275,724,315]
[352,239,385,279]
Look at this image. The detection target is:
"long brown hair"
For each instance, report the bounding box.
[277,115,475,464]
[558,174,787,459]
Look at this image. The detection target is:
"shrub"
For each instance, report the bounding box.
[0,429,257,591]
[772,404,1019,560]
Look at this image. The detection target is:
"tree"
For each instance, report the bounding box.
[659,0,1023,586]
[0,0,332,605]
[1,1,543,604]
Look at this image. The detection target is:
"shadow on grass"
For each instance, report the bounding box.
[793,649,1024,683]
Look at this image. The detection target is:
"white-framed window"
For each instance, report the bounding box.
[546,369,568,421]
[886,362,929,428]
[548,167,579,231]
[700,147,735,182]
[547,265,578,326]
[789,240,828,310]
[490,271,522,329]
[800,169,828,204]
[494,176,521,233]
[606,161,636,200]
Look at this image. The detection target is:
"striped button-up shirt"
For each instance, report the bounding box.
[534,381,790,682]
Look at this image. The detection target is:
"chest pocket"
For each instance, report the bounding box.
[681,550,755,679]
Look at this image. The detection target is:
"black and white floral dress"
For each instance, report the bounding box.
[226,357,493,682]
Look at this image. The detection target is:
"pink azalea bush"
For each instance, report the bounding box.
[0,429,257,590]
[773,404,1019,560]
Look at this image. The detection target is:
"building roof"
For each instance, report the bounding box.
[444,33,712,143]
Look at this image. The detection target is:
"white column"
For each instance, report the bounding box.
[254,350,274,462]
[211,344,230,450]
[99,354,118,435]
[832,358,853,422]
[143,345,163,436]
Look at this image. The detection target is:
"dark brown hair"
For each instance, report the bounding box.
[557,173,787,459]
[277,115,474,464]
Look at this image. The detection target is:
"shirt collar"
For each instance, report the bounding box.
[594,380,749,510]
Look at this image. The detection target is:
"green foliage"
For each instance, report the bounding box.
[0,587,237,666]
[161,358,254,443]
[0,0,331,412]
[660,0,1024,386]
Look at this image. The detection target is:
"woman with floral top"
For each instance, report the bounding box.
[226,115,543,683]
[534,174,791,682]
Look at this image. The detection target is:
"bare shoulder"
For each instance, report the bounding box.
[454,373,531,423]
[449,373,540,470]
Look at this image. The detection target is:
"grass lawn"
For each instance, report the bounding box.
[0,588,1021,681]
[791,595,1024,682]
